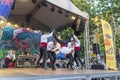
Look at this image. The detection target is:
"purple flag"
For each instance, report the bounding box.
[0,0,14,19]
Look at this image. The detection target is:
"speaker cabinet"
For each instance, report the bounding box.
[93,43,100,54]
[91,64,104,70]
[71,19,85,36]
[17,55,37,67]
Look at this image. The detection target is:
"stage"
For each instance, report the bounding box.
[0,68,120,80]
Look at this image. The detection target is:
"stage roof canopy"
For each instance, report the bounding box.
[9,0,89,31]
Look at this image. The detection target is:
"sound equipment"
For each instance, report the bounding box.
[93,43,100,54]
[91,64,104,70]
[71,18,85,36]
[17,55,37,68]
[79,19,85,32]
[71,20,77,31]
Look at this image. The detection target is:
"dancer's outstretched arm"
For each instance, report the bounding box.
[53,32,72,44]
[73,34,80,45]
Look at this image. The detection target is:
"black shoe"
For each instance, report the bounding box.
[52,68,56,70]
[67,64,70,69]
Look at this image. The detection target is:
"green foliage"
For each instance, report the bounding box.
[0,49,21,59]
[72,0,120,55]
[99,36,105,54]
[94,0,120,51]
[116,34,120,49]
[71,0,91,14]
[59,27,74,40]
[1,49,9,59]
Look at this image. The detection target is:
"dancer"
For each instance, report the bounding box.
[4,49,16,68]
[53,32,74,70]
[13,27,26,40]
[47,41,58,70]
[53,31,72,47]
[73,34,84,69]
[67,38,75,69]
[37,31,54,69]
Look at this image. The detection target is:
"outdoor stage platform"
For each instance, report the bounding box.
[0,68,120,80]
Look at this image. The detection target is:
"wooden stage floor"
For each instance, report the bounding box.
[0,68,119,80]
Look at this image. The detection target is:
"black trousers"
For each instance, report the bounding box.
[74,50,83,67]
[4,59,15,68]
[66,53,74,69]
[47,51,56,69]
[37,46,47,68]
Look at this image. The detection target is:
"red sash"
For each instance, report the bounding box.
[40,42,47,47]
[5,57,11,61]
[61,44,67,47]
[74,47,80,51]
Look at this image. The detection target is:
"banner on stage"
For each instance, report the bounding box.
[0,0,14,39]
[0,0,14,19]
[101,19,117,70]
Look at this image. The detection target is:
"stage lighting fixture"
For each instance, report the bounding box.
[51,6,55,12]
[7,22,11,25]
[14,24,18,27]
[27,28,30,30]
[32,0,37,4]
[58,9,63,14]
[65,11,69,17]
[0,21,4,24]
[14,24,19,28]
[71,16,76,20]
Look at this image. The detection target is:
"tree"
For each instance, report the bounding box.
[72,0,120,55]
[91,0,120,50]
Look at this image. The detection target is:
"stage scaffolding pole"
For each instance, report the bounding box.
[84,17,90,70]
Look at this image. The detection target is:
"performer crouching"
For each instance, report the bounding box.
[4,49,16,68]
[47,41,59,70]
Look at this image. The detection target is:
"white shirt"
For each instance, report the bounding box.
[13,28,25,38]
[6,50,15,60]
[40,32,53,43]
[60,47,73,54]
[67,42,74,51]
[47,41,58,52]
[73,35,80,47]
[34,30,39,33]
[14,28,24,34]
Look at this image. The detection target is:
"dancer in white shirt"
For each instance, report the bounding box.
[37,31,54,69]
[66,40,75,70]
[4,49,16,68]
[13,27,26,39]
[73,34,84,69]
[47,41,58,70]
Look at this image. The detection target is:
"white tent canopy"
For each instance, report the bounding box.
[47,0,88,19]
[9,0,89,31]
